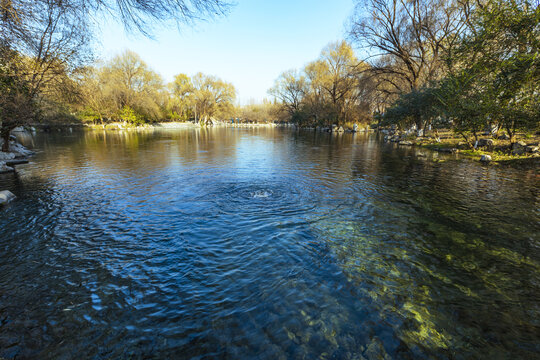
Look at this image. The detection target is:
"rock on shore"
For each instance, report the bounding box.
[0,190,16,205]
[0,137,34,174]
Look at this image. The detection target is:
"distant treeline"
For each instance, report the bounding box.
[0,0,233,150]
[270,0,539,143]
[1,0,538,151]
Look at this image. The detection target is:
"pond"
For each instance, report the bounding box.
[0,127,538,359]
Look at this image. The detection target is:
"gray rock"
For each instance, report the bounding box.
[0,190,16,205]
[0,139,34,158]
[0,152,16,161]
[480,155,492,162]
[398,140,414,146]
[439,148,458,153]
[478,138,495,147]
[526,145,539,153]
[352,123,359,132]
[512,141,527,155]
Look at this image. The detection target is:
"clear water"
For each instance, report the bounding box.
[0,128,538,359]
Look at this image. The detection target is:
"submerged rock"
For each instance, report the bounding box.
[0,190,16,205]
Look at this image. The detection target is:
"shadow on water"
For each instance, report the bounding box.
[0,127,538,359]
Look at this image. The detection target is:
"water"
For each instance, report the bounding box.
[0,128,538,359]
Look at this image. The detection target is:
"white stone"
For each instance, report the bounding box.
[480,155,492,162]
[0,190,16,205]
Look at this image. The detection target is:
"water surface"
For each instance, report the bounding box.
[0,128,539,359]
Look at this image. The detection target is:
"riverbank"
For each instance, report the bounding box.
[383,128,540,166]
[85,121,278,131]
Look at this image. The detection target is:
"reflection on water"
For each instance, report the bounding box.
[0,128,539,359]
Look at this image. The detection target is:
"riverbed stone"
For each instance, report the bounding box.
[337,126,345,133]
[352,123,359,132]
[398,140,413,146]
[0,190,16,205]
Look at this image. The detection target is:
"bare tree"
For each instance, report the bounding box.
[348,0,471,128]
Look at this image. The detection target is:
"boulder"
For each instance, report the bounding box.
[331,124,338,132]
[477,138,494,147]
[480,155,492,162]
[512,141,527,155]
[0,139,34,158]
[526,145,539,153]
[352,123,359,132]
[398,140,414,146]
[0,190,16,205]
[337,126,345,133]
[439,148,458,153]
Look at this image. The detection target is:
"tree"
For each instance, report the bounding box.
[190,73,236,124]
[269,41,375,127]
[168,73,194,121]
[428,0,540,142]
[105,50,164,122]
[348,0,471,129]
[0,45,34,151]
[268,70,307,118]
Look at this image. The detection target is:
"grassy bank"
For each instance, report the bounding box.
[414,130,540,166]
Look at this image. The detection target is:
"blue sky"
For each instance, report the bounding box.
[97,0,355,104]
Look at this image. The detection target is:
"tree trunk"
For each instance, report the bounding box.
[1,126,10,152]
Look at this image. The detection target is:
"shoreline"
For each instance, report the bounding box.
[5,124,539,168]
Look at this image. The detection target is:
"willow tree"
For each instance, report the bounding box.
[168,73,194,121]
[190,73,236,124]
